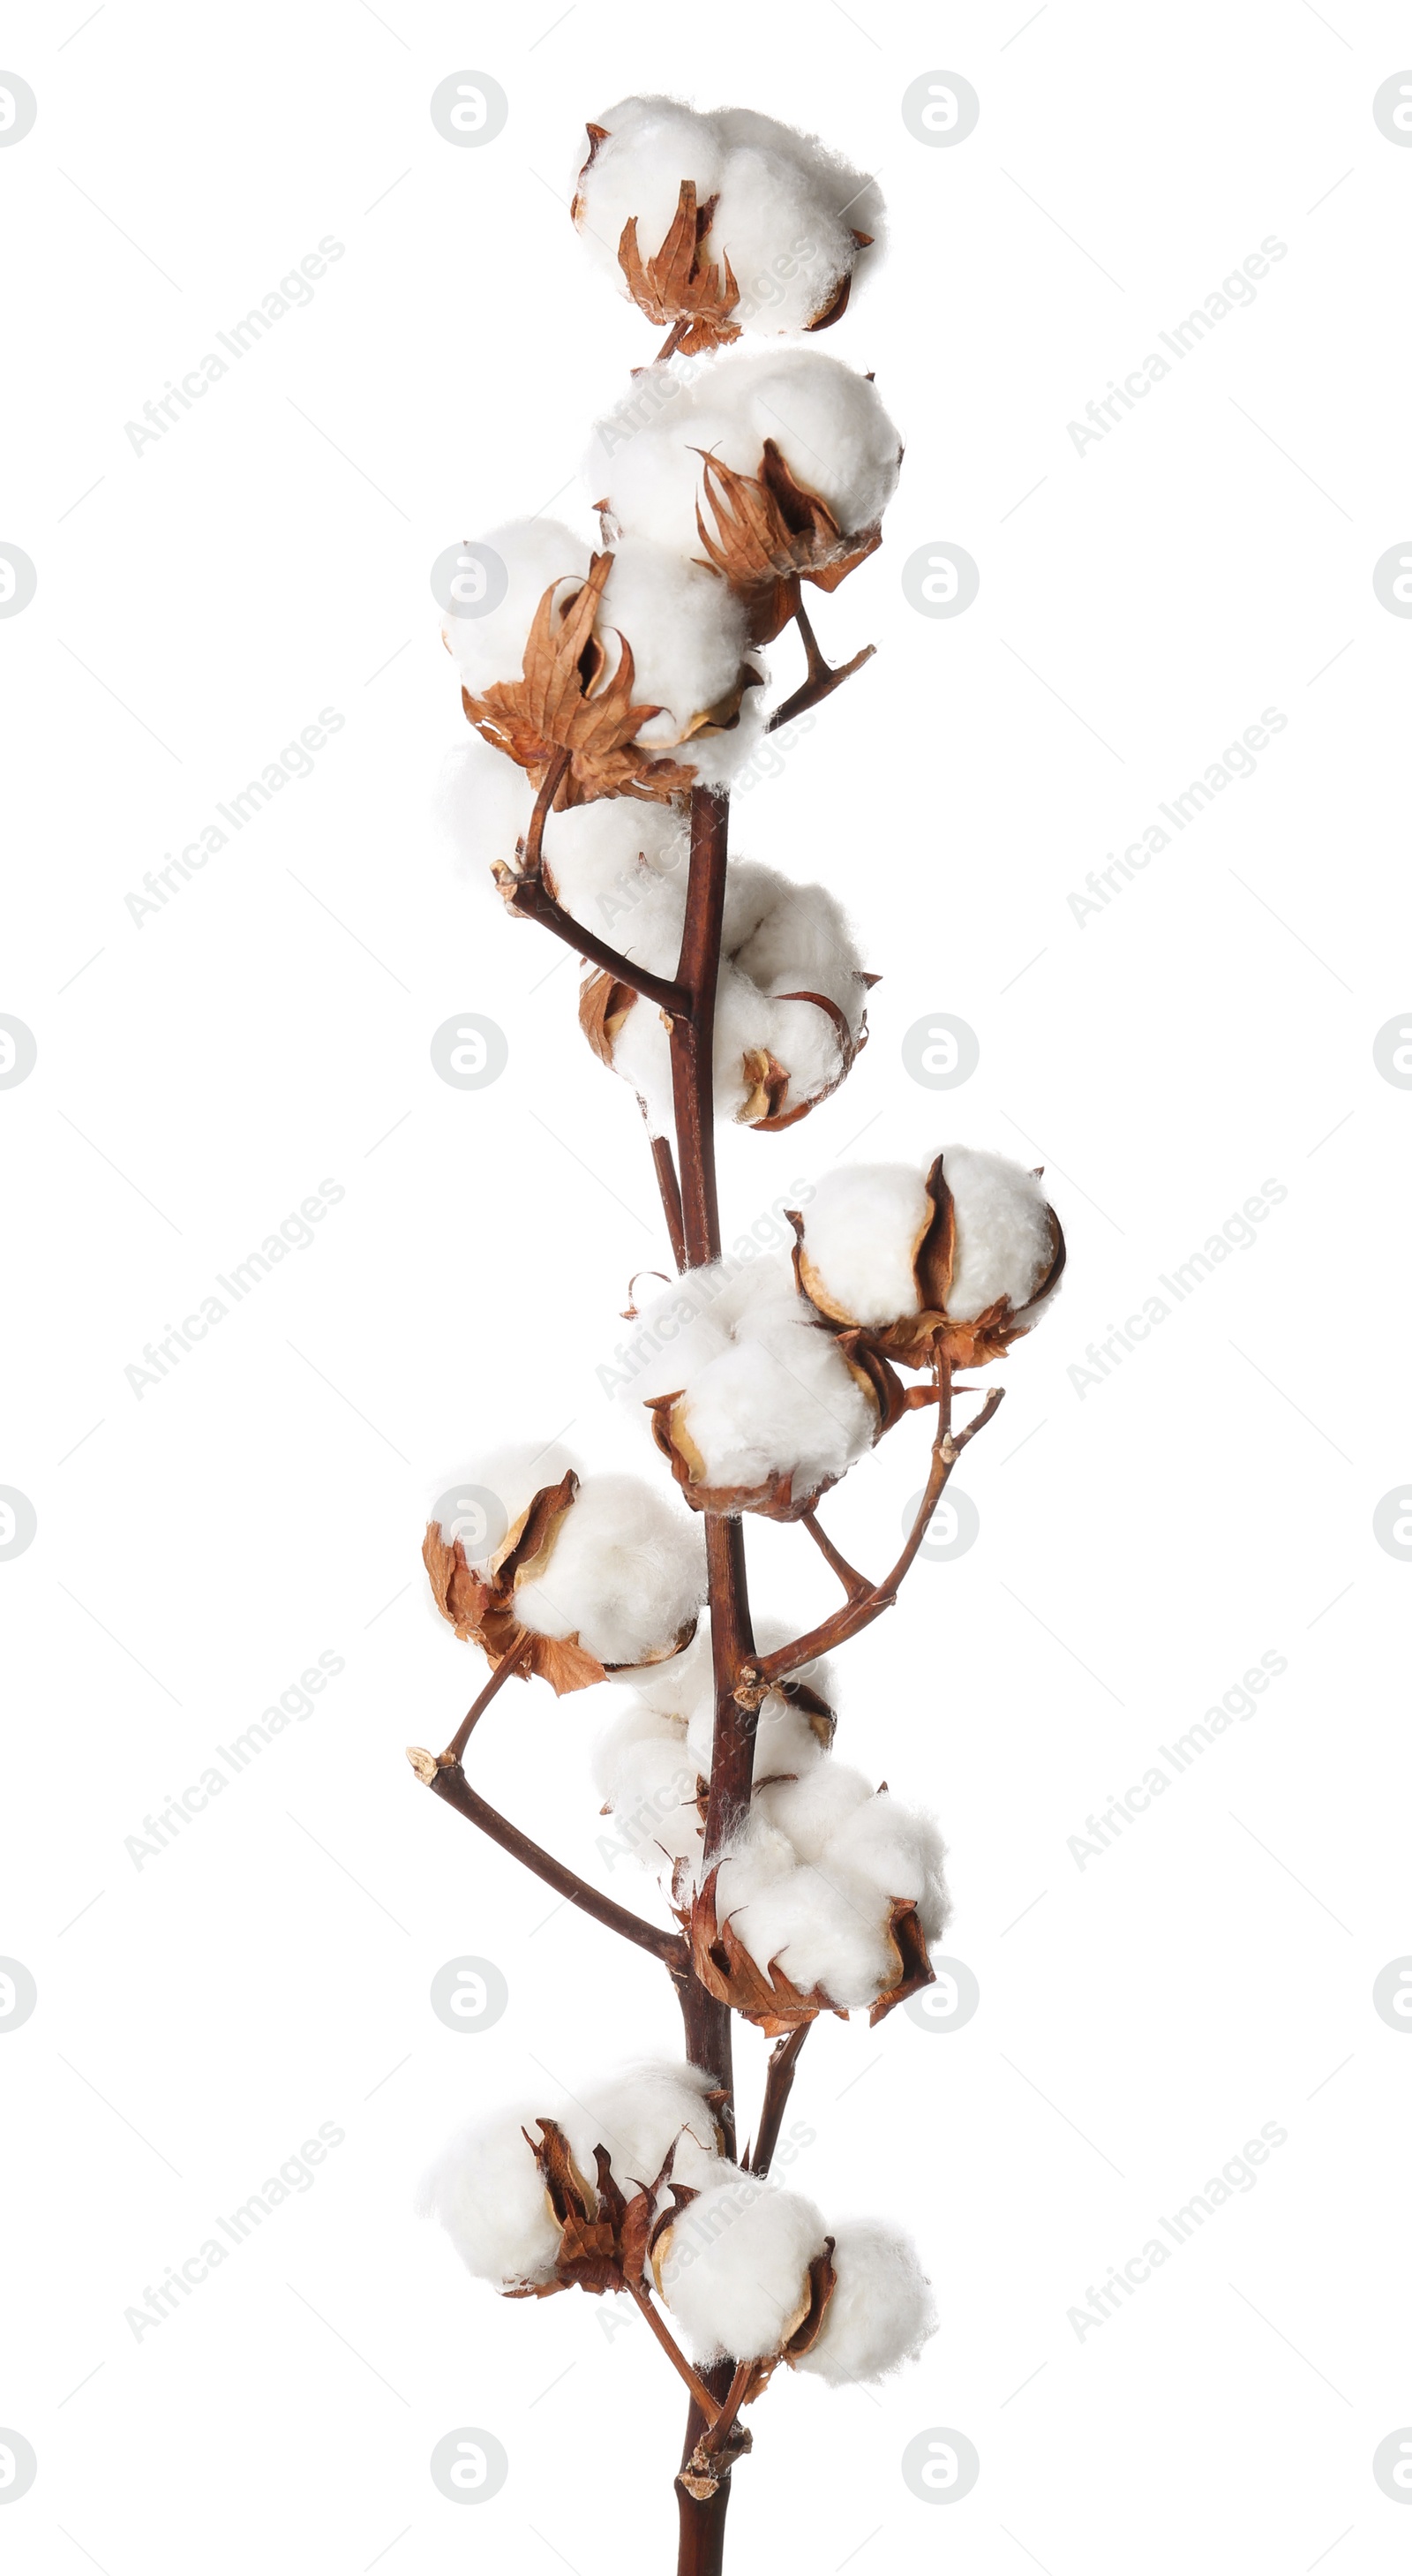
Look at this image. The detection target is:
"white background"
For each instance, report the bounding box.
[4,2,1411,2569]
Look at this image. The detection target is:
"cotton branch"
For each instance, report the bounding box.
[766,585,875,734]
[738,1364,1005,1696]
[407,1744,688,1971]
[747,2024,811,2175]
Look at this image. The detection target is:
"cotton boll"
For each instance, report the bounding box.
[594,1722,703,1878]
[573,101,885,335]
[564,2058,725,2198]
[943,1145,1056,1320]
[620,1258,876,1501]
[657,2174,830,2361]
[597,540,750,747]
[513,1473,705,1668]
[721,1855,900,2005]
[432,1442,578,1565]
[822,1792,950,1941]
[795,2219,937,2387]
[418,2107,560,2289]
[538,795,688,946]
[755,1763,875,1862]
[796,1164,929,1329]
[573,99,724,283]
[433,733,534,884]
[589,351,899,569]
[440,518,592,696]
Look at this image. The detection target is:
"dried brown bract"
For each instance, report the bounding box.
[687,1866,936,2033]
[792,1153,1067,1371]
[619,179,743,354]
[695,438,884,644]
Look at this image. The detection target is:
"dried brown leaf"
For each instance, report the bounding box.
[618,180,742,353]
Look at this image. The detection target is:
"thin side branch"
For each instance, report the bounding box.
[800,1508,872,1602]
[408,1747,688,1970]
[647,1118,688,1273]
[628,2277,727,2421]
[747,2023,811,2176]
[438,1638,532,1766]
[507,872,688,1018]
[700,2359,758,2457]
[765,586,875,734]
[739,1366,1006,1693]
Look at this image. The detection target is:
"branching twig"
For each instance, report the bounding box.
[800,1509,872,1602]
[437,1638,533,1767]
[628,2276,727,2420]
[766,584,875,734]
[407,1746,689,1970]
[737,1365,1006,1694]
[747,2022,811,2176]
[647,1117,688,1273]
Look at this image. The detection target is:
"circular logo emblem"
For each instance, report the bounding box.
[0,74,37,148]
[0,1490,36,1563]
[429,1956,509,2033]
[901,73,980,147]
[0,1962,37,2033]
[0,547,37,618]
[1373,1488,1412,1560]
[905,1488,980,1561]
[901,543,980,619]
[430,1013,507,1090]
[901,1013,980,1089]
[430,2428,509,2500]
[431,1482,509,1561]
[0,1017,36,1088]
[430,72,508,147]
[1372,1014,1412,1086]
[902,2428,980,2502]
[1372,74,1412,144]
[1372,1957,1412,2030]
[1372,546,1412,615]
[1373,2429,1412,2499]
[431,543,509,621]
[904,1955,980,2032]
[0,2431,37,2502]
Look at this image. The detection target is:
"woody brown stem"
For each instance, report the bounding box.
[677,2361,735,2574]
[700,2358,757,2457]
[748,2022,811,2176]
[627,2278,727,2422]
[408,1749,689,1970]
[765,584,875,734]
[800,1509,872,1602]
[507,872,688,1018]
[652,316,693,365]
[648,1122,688,1273]
[740,1367,1005,1692]
[437,1638,532,1766]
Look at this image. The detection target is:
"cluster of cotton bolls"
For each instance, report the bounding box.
[441,517,761,787]
[594,1615,837,1890]
[572,97,886,335]
[710,1765,950,2011]
[655,2177,936,2381]
[794,1147,1063,1348]
[420,2057,727,2293]
[432,1441,706,1671]
[421,2053,937,2383]
[586,347,901,583]
[620,1258,880,1510]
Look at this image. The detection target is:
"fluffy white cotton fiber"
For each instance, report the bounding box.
[623,1257,877,1497]
[598,539,750,746]
[561,2058,725,2196]
[712,1774,950,2007]
[942,1145,1055,1320]
[432,1442,577,1564]
[795,2218,938,2386]
[420,2059,728,2293]
[797,1164,930,1327]
[799,1148,1058,1329]
[511,1472,706,1668]
[574,98,886,335]
[656,2173,830,2360]
[440,517,590,697]
[605,859,867,1134]
[587,349,901,568]
[592,1703,703,1879]
[418,2102,562,2290]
